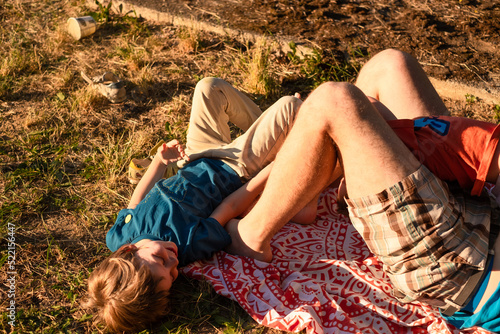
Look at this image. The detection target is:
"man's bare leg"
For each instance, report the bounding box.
[290,163,343,225]
[356,49,449,119]
[226,82,421,262]
[225,123,336,261]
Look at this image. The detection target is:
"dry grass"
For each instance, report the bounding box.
[0,1,324,333]
[1,1,499,333]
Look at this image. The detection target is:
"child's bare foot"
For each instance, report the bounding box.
[224,218,273,262]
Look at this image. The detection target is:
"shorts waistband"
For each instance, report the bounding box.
[440,249,494,316]
[441,202,500,316]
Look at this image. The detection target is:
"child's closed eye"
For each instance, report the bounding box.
[154,255,165,265]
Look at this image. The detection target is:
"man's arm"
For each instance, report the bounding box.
[128,140,188,209]
[209,163,273,226]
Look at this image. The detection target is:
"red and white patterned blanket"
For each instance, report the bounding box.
[182,187,491,334]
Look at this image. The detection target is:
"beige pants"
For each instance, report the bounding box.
[185,77,302,180]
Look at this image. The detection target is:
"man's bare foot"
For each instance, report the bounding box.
[224,218,273,262]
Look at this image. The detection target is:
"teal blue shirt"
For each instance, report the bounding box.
[106,158,242,266]
[442,255,500,331]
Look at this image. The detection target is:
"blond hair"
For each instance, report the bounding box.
[86,244,170,333]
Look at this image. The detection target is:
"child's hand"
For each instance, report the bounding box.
[157,140,189,166]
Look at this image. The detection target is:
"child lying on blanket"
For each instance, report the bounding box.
[85,78,320,333]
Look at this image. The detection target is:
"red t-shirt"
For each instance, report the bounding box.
[388,116,500,196]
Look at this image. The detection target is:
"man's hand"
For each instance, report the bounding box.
[157,140,189,166]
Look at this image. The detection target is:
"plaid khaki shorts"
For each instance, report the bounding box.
[346,165,491,308]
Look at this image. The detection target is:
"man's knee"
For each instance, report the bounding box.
[314,80,361,96]
[371,48,409,63]
[305,81,364,115]
[360,49,417,78]
[299,81,379,137]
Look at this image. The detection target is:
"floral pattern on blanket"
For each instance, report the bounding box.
[182,187,490,334]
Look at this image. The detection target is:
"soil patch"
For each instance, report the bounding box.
[113,0,500,100]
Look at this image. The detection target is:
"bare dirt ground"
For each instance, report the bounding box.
[123,0,500,99]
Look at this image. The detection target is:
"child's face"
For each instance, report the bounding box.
[134,240,179,292]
